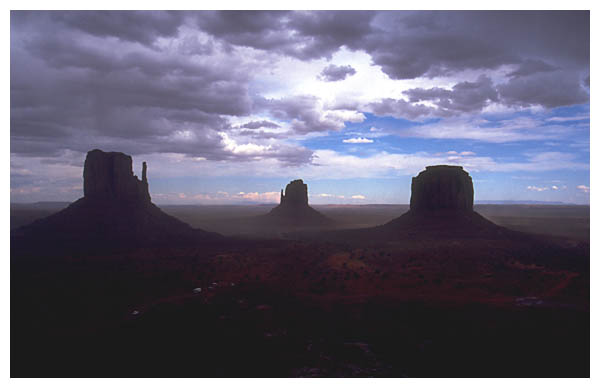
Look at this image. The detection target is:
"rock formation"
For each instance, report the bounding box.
[12,149,219,251]
[261,179,332,228]
[83,149,150,203]
[410,165,474,213]
[319,165,507,242]
[280,179,309,207]
[377,165,503,236]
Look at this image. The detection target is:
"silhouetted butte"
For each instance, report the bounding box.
[377,165,503,235]
[12,149,219,251]
[260,179,333,227]
[369,165,507,238]
[314,165,507,242]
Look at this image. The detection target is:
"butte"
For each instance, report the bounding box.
[379,165,504,237]
[258,179,333,228]
[320,165,509,242]
[12,149,219,251]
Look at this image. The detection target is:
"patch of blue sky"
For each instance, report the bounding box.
[150,176,291,196]
[302,105,589,163]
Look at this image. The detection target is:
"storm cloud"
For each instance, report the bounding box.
[260,95,365,134]
[319,64,357,82]
[497,70,590,108]
[404,75,499,115]
[365,11,589,80]
[10,10,590,203]
[238,120,281,129]
[195,10,376,60]
[11,11,299,165]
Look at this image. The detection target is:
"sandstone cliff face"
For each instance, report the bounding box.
[83,149,150,202]
[280,179,309,207]
[410,165,474,213]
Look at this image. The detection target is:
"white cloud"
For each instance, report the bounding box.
[256,48,410,105]
[551,185,559,190]
[401,116,578,143]
[546,115,589,122]
[351,195,366,200]
[343,137,374,144]
[233,191,280,202]
[155,190,280,204]
[192,193,212,200]
[326,109,365,124]
[220,132,271,154]
[10,186,42,194]
[577,185,590,193]
[14,146,587,204]
[527,185,548,192]
[134,148,588,184]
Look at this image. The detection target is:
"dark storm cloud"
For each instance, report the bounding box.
[507,59,557,78]
[366,33,513,80]
[238,130,289,140]
[195,10,589,113]
[52,11,185,46]
[497,71,590,108]
[196,11,289,44]
[11,11,315,166]
[259,144,314,166]
[285,11,376,59]
[11,10,590,167]
[366,76,499,119]
[263,96,335,133]
[238,120,281,129]
[195,11,588,79]
[363,11,589,80]
[259,95,356,134]
[370,70,589,118]
[404,75,498,114]
[196,10,376,60]
[319,64,356,82]
[366,98,436,120]
[195,10,589,92]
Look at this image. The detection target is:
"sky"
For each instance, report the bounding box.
[10,10,590,205]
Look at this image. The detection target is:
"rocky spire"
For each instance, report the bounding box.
[410,165,474,213]
[142,161,147,183]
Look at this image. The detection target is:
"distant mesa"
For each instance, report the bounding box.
[317,165,507,242]
[280,179,309,207]
[379,165,503,236]
[12,149,219,251]
[261,179,333,227]
[410,165,474,214]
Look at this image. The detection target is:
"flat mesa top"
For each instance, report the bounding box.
[425,165,464,171]
[88,149,130,157]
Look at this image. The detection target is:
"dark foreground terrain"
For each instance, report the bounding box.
[11,206,589,377]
